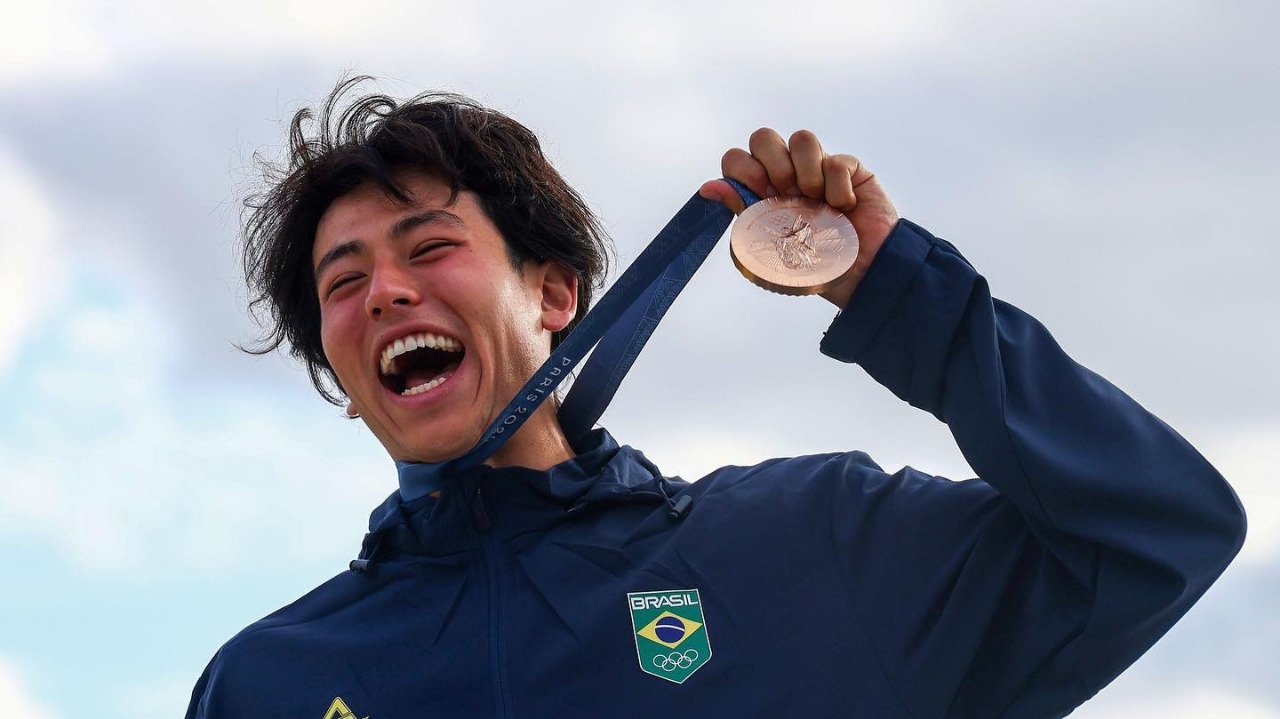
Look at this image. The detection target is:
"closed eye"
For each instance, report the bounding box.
[326,273,363,298]
[411,241,452,259]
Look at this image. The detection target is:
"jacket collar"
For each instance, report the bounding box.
[353,429,683,567]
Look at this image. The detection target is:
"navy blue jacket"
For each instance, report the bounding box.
[186,220,1245,719]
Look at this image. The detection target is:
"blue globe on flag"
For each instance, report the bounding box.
[654,616,686,644]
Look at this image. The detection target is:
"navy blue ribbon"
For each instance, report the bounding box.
[397,180,761,501]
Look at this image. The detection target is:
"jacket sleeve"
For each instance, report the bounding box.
[818,219,1246,718]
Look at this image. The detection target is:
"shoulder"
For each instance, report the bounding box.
[226,566,378,648]
[685,449,960,500]
[186,567,390,718]
[691,449,884,490]
[680,450,1005,530]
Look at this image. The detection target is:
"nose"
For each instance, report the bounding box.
[364,263,422,318]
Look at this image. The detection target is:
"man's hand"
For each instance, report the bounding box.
[700,128,899,308]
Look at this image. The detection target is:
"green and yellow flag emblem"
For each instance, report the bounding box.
[627,589,712,683]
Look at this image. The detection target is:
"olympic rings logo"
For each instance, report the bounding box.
[652,649,699,672]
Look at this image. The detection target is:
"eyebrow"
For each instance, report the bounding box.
[390,209,465,239]
[314,239,366,280]
[314,209,466,279]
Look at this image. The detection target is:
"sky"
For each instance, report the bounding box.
[0,1,1277,716]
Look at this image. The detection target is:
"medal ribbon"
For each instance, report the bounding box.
[397,180,761,501]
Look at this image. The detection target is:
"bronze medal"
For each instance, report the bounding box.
[729,196,859,296]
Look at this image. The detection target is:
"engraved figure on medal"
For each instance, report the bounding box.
[730,197,859,296]
[757,212,845,272]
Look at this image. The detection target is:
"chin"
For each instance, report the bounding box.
[385,415,489,465]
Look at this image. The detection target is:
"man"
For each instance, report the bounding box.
[186,81,1246,718]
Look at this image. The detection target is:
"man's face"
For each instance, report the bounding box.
[312,172,574,463]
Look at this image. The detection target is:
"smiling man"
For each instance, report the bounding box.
[313,176,579,469]
[187,81,1246,719]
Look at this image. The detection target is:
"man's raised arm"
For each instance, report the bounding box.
[704,129,1247,717]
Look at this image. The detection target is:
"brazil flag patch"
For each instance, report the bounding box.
[627,589,711,683]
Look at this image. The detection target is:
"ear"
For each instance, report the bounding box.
[538,262,578,334]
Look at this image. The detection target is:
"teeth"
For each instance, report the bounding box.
[379,331,464,374]
[401,371,452,396]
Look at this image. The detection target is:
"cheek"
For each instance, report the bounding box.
[318,304,362,375]
[493,287,544,344]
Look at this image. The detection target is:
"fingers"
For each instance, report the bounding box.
[821,154,862,213]
[724,128,828,197]
[711,129,881,220]
[788,130,825,198]
[748,128,796,196]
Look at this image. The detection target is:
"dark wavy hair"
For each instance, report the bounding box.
[242,77,612,404]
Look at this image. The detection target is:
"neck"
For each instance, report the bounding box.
[483,401,576,471]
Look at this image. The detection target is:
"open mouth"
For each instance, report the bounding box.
[378,332,465,396]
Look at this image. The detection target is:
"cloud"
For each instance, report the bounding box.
[0,0,937,89]
[0,656,60,719]
[0,4,110,85]
[112,676,197,719]
[1201,425,1280,566]
[0,0,1246,93]
[1076,684,1280,719]
[0,266,392,574]
[0,143,65,377]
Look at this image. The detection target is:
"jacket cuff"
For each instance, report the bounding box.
[820,218,934,363]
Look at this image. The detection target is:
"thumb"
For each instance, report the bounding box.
[698,179,747,215]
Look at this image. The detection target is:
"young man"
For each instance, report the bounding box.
[186,82,1246,718]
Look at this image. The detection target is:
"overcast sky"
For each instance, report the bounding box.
[1,1,1277,717]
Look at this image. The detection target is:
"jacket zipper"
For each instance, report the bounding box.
[471,486,512,719]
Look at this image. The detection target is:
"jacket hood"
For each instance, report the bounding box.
[352,429,689,570]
